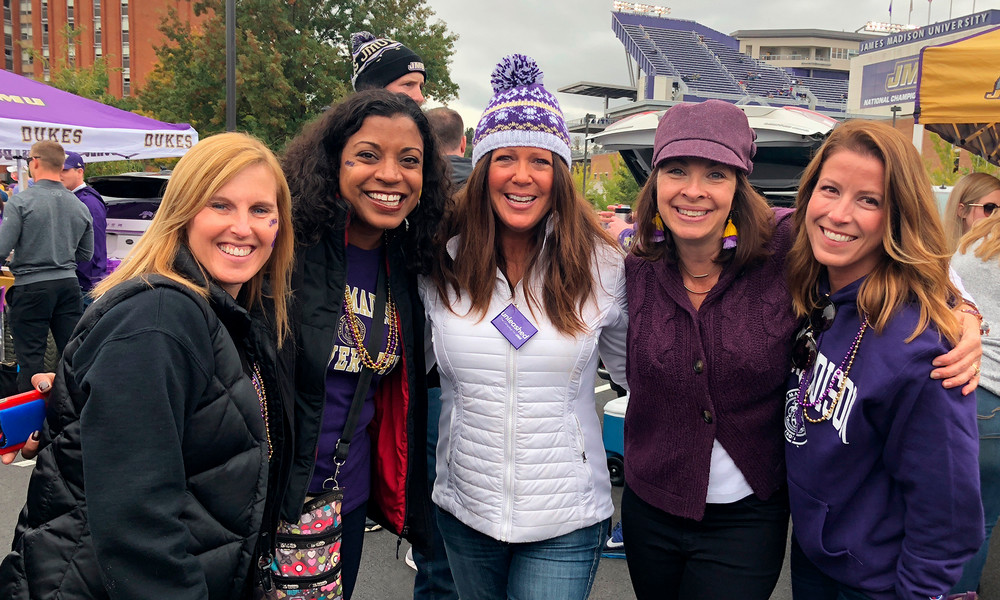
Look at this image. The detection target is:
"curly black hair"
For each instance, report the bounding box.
[282,89,451,275]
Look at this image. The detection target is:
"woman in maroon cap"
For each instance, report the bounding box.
[620,100,981,600]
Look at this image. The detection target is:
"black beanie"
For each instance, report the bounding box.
[351,31,426,90]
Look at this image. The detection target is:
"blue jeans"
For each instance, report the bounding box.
[412,387,459,599]
[437,508,607,600]
[952,387,1000,594]
[790,535,874,600]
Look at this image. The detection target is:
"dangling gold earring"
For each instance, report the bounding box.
[722,215,738,249]
[652,212,665,242]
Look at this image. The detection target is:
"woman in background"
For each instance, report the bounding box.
[945,172,1000,595]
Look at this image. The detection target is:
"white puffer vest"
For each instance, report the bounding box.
[419,234,628,543]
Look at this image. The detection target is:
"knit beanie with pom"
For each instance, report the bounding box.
[351,31,425,91]
[471,54,571,167]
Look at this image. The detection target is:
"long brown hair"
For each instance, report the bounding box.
[630,167,775,269]
[429,150,619,336]
[94,132,294,345]
[787,120,959,344]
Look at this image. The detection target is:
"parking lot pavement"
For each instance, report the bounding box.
[2,380,997,599]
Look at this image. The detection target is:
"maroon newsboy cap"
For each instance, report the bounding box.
[652,99,756,174]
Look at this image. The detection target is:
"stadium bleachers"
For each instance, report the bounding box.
[612,13,848,112]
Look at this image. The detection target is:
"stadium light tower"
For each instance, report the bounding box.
[861,21,919,33]
[612,1,671,16]
[583,113,596,198]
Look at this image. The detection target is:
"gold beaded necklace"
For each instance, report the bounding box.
[250,362,272,460]
[343,285,399,371]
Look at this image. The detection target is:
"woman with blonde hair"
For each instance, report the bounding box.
[0,132,296,599]
[422,54,627,600]
[944,171,1000,250]
[947,171,1000,595]
[784,120,982,599]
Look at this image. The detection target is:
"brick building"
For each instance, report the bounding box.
[3,0,205,97]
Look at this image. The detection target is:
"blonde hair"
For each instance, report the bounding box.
[93,132,294,345]
[787,120,960,344]
[958,210,1000,263]
[944,172,1000,251]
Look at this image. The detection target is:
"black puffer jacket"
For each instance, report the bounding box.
[0,250,277,600]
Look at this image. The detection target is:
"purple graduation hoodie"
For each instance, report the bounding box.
[784,276,982,600]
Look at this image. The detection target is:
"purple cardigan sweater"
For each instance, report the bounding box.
[624,207,797,520]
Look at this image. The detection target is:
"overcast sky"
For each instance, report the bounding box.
[421,0,998,129]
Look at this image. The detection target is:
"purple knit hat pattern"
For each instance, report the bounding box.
[471,54,571,167]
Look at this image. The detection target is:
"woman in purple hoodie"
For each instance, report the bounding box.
[784,119,983,599]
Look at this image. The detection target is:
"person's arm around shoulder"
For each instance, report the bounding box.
[597,246,628,391]
[929,305,982,395]
[78,290,215,598]
[885,350,983,598]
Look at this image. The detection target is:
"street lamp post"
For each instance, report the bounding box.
[226,0,236,131]
[582,113,596,198]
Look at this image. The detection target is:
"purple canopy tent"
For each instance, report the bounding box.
[0,69,198,165]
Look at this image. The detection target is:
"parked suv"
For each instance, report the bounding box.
[89,172,170,261]
[592,104,837,206]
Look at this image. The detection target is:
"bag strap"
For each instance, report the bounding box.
[325,261,388,488]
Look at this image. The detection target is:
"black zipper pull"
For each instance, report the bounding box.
[257,553,274,592]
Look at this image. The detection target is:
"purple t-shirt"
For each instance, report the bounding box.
[310,244,400,513]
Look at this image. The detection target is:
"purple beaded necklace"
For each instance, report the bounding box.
[795,314,869,425]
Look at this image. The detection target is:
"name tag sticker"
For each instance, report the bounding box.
[491,304,538,349]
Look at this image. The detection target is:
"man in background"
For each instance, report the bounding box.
[426,107,472,187]
[61,151,107,304]
[0,141,93,391]
[351,31,427,106]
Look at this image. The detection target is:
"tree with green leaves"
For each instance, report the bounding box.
[139,0,458,149]
[600,153,641,208]
[572,163,605,207]
[923,132,1000,185]
[464,127,474,158]
[924,132,963,186]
